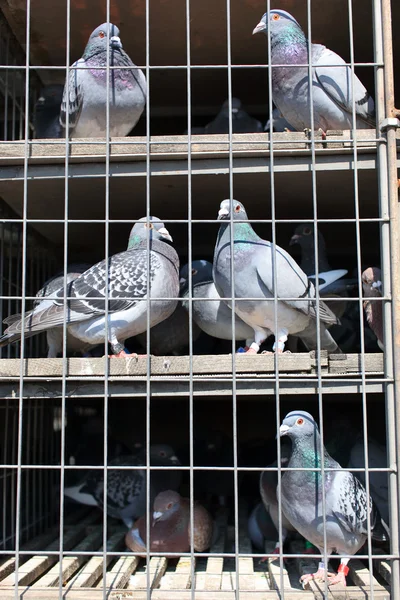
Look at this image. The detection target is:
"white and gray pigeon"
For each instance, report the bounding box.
[180,260,255,349]
[0,218,179,357]
[253,10,375,132]
[33,84,64,139]
[213,200,340,353]
[34,264,92,357]
[279,410,389,587]
[264,107,295,132]
[205,98,263,134]
[362,267,384,351]
[60,23,146,137]
[64,444,181,528]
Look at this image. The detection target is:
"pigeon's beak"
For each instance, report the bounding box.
[170,455,181,465]
[152,511,163,526]
[218,207,230,220]
[110,36,122,49]
[372,280,382,290]
[179,277,187,286]
[289,234,301,246]
[232,108,239,114]
[158,227,173,243]
[253,20,267,35]
[279,424,290,437]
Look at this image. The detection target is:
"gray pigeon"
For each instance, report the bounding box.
[212,199,339,353]
[362,267,384,351]
[0,218,179,357]
[180,260,254,349]
[33,84,64,138]
[60,23,146,137]
[279,410,389,587]
[34,264,92,357]
[264,107,295,132]
[64,444,181,528]
[289,224,358,314]
[135,265,202,355]
[204,98,263,134]
[253,10,375,132]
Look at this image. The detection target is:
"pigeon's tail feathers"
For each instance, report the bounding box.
[299,321,341,354]
[309,299,340,327]
[64,483,98,507]
[372,513,390,543]
[0,330,38,347]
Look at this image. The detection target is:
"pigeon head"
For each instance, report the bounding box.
[252,10,304,39]
[152,490,181,525]
[149,444,180,466]
[279,410,318,440]
[179,260,213,291]
[221,97,242,116]
[84,22,122,56]
[127,217,173,249]
[36,85,63,111]
[289,224,326,254]
[217,199,249,221]
[362,267,382,298]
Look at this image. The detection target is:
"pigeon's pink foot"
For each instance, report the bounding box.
[327,564,349,586]
[245,347,258,354]
[327,571,347,586]
[300,568,327,586]
[109,349,131,358]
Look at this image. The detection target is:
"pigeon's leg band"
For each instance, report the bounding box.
[318,562,326,570]
[337,564,349,576]
[249,342,260,353]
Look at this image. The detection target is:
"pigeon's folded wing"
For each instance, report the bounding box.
[331,470,376,536]
[256,244,338,324]
[313,45,376,127]
[60,58,85,131]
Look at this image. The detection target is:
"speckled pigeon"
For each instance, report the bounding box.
[213,200,339,353]
[33,264,92,357]
[253,10,375,132]
[180,260,254,349]
[347,436,389,525]
[205,98,263,134]
[362,267,384,351]
[33,84,64,139]
[0,218,179,357]
[64,444,181,528]
[264,107,295,132]
[60,23,146,137]
[125,490,213,554]
[279,410,389,587]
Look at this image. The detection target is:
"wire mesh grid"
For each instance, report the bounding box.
[0,0,398,599]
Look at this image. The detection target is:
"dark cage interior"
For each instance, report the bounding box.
[0,0,398,598]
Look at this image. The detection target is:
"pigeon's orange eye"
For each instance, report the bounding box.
[99,31,105,38]
[159,450,166,457]
[303,227,312,235]
[192,268,197,276]
[144,222,154,229]
[234,204,241,213]
[272,14,280,21]
[296,418,304,425]
[166,502,173,510]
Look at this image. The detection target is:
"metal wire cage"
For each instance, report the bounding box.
[0,0,398,598]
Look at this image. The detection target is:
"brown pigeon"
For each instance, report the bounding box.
[125,490,213,554]
[362,267,384,351]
